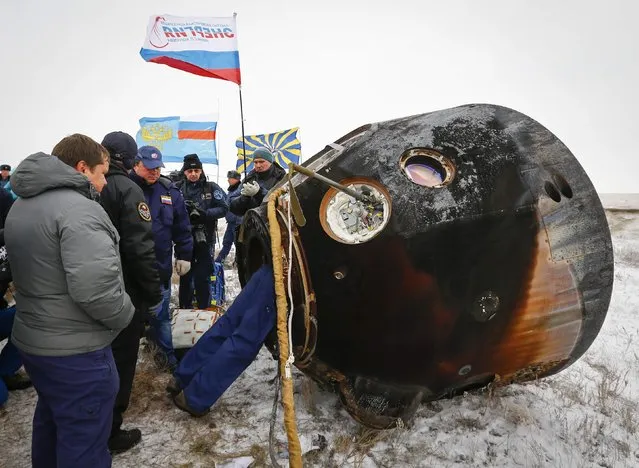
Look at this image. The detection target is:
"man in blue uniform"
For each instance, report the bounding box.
[215,170,243,265]
[175,154,228,309]
[0,186,31,407]
[130,146,193,370]
[0,164,10,190]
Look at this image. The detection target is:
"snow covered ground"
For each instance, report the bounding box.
[1,206,638,468]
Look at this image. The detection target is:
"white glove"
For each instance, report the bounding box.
[175,259,191,276]
[241,181,260,197]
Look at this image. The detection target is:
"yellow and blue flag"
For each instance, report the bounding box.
[136,114,218,164]
[235,127,301,173]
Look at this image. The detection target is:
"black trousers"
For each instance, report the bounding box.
[110,308,144,435]
[178,242,213,309]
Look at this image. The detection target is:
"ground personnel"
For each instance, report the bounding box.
[6,135,134,467]
[175,153,228,309]
[130,146,193,371]
[100,131,163,454]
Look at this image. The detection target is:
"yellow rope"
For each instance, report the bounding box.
[267,187,303,468]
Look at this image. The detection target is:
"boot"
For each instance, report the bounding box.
[108,428,142,454]
[2,373,32,391]
[173,391,209,417]
[166,377,181,396]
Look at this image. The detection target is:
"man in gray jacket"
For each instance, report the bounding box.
[5,134,134,468]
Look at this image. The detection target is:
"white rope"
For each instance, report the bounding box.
[285,192,295,378]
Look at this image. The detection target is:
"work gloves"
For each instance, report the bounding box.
[175,259,192,276]
[240,181,260,197]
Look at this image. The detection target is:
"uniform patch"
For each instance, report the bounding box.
[204,193,212,200]
[160,195,172,205]
[138,202,151,221]
[213,190,223,200]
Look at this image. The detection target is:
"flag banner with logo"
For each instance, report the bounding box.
[235,127,301,173]
[136,114,218,164]
[140,15,241,85]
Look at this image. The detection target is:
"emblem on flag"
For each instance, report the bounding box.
[140,15,242,85]
[136,114,219,164]
[236,127,301,173]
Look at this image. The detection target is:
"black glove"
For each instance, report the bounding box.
[185,200,205,223]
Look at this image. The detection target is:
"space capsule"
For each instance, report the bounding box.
[236,104,614,429]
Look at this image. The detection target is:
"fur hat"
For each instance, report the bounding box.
[227,170,241,180]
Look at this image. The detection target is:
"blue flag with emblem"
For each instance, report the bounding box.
[136,114,218,164]
[235,127,301,173]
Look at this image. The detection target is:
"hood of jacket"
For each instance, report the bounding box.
[106,159,129,178]
[11,152,92,199]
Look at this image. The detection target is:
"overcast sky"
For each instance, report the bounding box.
[2,0,637,192]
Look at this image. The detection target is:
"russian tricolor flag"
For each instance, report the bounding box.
[140,15,241,85]
[136,114,219,164]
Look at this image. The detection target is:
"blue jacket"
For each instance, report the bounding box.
[130,173,193,283]
[225,181,243,227]
[2,181,17,200]
[176,176,228,243]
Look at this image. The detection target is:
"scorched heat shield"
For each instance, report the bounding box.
[236,104,614,429]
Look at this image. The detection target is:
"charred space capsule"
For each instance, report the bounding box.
[236,104,614,429]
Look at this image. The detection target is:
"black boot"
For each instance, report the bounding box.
[166,377,181,396]
[2,373,32,391]
[173,391,209,417]
[108,428,142,454]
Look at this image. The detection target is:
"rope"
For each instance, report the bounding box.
[286,191,295,378]
[268,368,283,468]
[267,187,303,468]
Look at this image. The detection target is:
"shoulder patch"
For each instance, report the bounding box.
[213,190,223,200]
[138,202,151,222]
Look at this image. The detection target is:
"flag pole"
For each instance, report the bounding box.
[239,85,247,176]
[234,12,248,177]
[216,97,220,185]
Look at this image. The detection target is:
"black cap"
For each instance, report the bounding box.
[101,131,138,161]
[227,170,241,179]
[0,164,11,171]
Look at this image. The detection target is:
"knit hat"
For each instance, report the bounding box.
[101,132,138,169]
[252,147,274,164]
[227,170,241,180]
[182,154,203,172]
